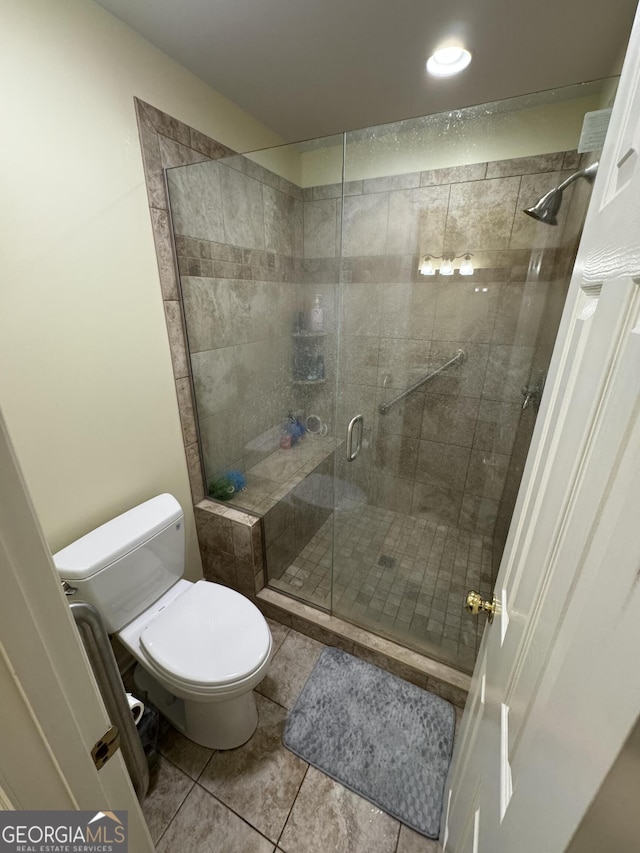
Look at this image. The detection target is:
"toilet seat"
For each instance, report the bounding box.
[140,580,271,691]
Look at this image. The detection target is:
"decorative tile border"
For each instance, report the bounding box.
[174,235,302,281]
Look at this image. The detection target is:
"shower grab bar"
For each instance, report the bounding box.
[378,349,466,415]
[70,601,149,800]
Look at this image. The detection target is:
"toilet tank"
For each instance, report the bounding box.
[53,494,184,633]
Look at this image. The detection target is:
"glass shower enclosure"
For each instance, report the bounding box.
[166,79,614,673]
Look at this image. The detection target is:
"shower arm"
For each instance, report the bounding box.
[554,161,599,195]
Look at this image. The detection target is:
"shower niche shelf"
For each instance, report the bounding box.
[292,330,326,384]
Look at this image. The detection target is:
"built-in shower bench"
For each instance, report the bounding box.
[235,434,343,582]
[231,433,338,515]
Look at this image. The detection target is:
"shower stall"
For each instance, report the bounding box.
[165,80,612,674]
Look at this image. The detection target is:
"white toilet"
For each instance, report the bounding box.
[53,493,272,750]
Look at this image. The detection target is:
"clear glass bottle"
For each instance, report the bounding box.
[310,293,324,332]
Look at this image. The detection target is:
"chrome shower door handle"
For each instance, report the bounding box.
[346,414,364,462]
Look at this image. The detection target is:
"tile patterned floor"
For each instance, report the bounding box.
[143,622,458,852]
[270,505,494,672]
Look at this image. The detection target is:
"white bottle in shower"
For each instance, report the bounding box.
[310,293,324,332]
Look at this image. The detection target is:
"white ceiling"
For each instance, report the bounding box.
[97,0,637,142]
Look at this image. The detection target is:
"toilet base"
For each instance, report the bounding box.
[133,664,259,750]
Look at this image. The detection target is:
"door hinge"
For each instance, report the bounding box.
[91,724,120,770]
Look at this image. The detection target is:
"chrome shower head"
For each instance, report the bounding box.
[524,187,563,225]
[524,161,598,225]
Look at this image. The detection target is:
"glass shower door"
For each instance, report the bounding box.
[330,123,477,666]
[330,84,609,672]
[166,134,345,611]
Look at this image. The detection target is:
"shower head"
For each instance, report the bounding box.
[524,186,563,225]
[524,161,598,225]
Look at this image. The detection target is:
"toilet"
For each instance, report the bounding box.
[53,493,272,750]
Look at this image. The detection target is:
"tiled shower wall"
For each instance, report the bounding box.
[166,153,340,587]
[137,96,584,588]
[135,99,268,598]
[167,155,305,484]
[493,155,593,553]
[302,152,583,546]
[155,112,585,552]
[135,98,233,507]
[163,136,585,550]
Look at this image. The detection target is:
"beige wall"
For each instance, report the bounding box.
[0,0,283,577]
[566,712,640,853]
[300,89,611,186]
[234,89,615,190]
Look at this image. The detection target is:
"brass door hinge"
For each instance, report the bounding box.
[91,724,120,770]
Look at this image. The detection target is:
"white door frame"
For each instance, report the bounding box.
[444,6,640,849]
[0,405,153,851]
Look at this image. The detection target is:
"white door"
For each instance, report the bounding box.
[0,407,154,852]
[444,7,640,852]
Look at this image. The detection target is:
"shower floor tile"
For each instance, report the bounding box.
[270,504,494,671]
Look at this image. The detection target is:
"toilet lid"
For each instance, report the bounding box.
[140,581,271,686]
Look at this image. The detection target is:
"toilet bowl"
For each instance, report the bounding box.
[54,494,271,749]
[119,578,272,749]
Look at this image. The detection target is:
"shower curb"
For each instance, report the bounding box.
[256,588,470,708]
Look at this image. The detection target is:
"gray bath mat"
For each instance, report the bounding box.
[283,648,455,839]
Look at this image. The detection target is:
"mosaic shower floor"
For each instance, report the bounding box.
[271,505,495,672]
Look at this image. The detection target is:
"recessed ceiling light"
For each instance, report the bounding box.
[426,45,472,78]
